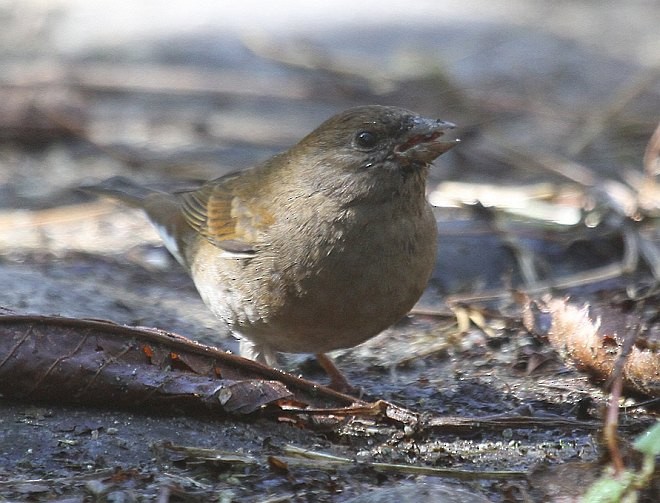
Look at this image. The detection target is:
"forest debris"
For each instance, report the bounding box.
[282,444,526,480]
[161,441,527,481]
[521,294,660,399]
[0,313,609,436]
[0,314,359,417]
[0,469,118,489]
[422,412,601,433]
[604,373,626,474]
[161,443,259,466]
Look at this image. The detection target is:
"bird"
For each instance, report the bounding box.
[87,105,459,392]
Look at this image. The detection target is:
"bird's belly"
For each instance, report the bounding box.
[190,220,437,354]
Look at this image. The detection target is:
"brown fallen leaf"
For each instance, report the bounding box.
[521,295,660,399]
[0,314,358,416]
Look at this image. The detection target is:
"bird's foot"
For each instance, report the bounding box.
[315,353,362,397]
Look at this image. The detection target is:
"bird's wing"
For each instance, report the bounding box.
[179,179,273,256]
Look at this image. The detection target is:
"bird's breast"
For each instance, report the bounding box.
[188,200,438,354]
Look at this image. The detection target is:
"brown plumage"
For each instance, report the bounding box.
[87,105,459,391]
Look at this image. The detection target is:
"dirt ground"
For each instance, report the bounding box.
[1,1,659,501]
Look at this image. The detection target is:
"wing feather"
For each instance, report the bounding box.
[179,179,271,255]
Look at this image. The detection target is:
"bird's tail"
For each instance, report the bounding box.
[80,176,162,207]
[82,176,194,269]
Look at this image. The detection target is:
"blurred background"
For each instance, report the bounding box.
[0,0,658,327]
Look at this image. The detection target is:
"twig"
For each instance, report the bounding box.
[241,33,398,94]
[605,321,642,475]
[163,441,527,481]
[0,202,118,230]
[487,141,598,186]
[566,66,660,156]
[642,122,660,177]
[280,445,527,480]
[605,377,625,474]
[0,469,117,486]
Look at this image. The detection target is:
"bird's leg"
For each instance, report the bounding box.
[242,339,359,395]
[315,353,358,395]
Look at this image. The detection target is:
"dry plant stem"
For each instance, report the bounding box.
[72,62,310,100]
[395,341,451,368]
[566,66,660,157]
[170,442,529,480]
[488,215,540,286]
[423,414,601,433]
[240,33,397,94]
[433,260,631,305]
[642,122,660,176]
[440,225,642,304]
[260,494,299,503]
[0,202,117,229]
[604,323,639,475]
[637,235,660,279]
[605,376,625,475]
[281,444,527,479]
[0,469,117,487]
[491,141,597,186]
[159,472,213,491]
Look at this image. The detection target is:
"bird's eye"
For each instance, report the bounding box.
[354,130,379,150]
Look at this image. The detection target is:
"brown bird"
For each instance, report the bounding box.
[88,105,459,392]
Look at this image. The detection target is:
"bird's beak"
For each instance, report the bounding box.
[394,117,459,164]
